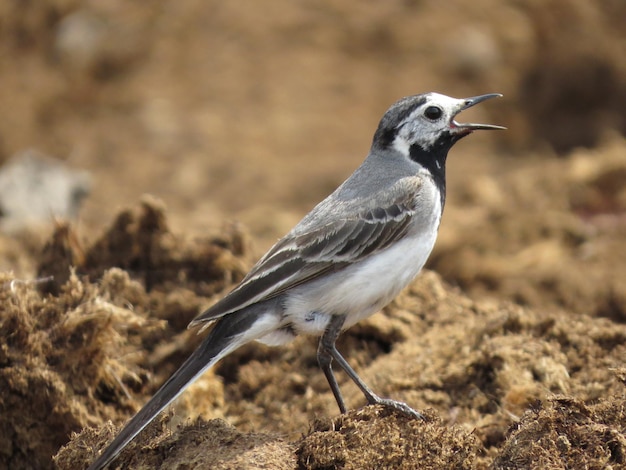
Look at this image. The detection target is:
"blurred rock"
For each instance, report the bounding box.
[54,9,145,79]
[54,10,109,73]
[0,150,91,232]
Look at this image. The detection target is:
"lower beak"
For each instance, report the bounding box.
[451,93,507,132]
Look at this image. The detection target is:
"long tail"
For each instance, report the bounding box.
[86,307,273,470]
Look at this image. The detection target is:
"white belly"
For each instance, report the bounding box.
[283,221,439,336]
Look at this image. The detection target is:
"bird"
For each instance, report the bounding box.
[86,92,504,469]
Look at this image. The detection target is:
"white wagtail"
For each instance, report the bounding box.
[87,92,504,470]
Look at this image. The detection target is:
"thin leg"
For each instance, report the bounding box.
[317,314,348,413]
[318,314,423,420]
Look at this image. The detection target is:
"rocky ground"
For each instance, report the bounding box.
[0,1,625,469]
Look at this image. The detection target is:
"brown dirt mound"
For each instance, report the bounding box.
[493,395,626,469]
[0,198,249,469]
[0,269,162,469]
[0,198,624,469]
[48,263,626,470]
[55,417,296,470]
[297,407,480,470]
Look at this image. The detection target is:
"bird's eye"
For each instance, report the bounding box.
[424,106,443,120]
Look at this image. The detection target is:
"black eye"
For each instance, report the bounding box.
[424,106,443,120]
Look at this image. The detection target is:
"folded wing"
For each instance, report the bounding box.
[189,196,416,327]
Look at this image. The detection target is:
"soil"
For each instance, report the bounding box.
[0,1,625,469]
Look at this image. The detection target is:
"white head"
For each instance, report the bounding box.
[372,92,505,157]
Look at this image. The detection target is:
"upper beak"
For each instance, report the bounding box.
[451,93,506,132]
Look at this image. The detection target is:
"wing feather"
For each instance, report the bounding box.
[189,194,418,327]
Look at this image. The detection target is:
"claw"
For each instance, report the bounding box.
[369,397,424,420]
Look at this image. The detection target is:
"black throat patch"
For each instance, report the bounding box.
[409,132,464,208]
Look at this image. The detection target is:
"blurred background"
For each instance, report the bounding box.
[0,0,625,314]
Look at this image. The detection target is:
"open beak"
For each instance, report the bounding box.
[450,93,506,134]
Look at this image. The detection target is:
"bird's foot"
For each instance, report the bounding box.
[368,396,424,420]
